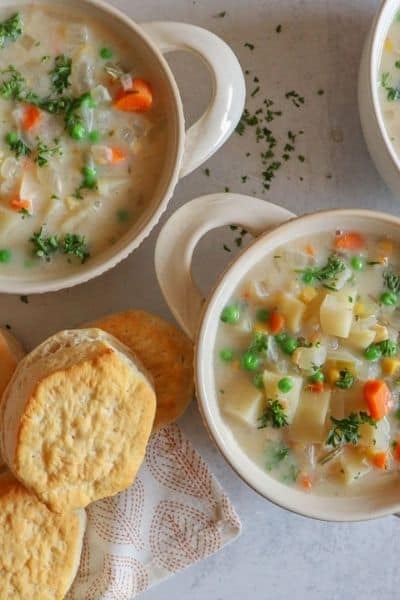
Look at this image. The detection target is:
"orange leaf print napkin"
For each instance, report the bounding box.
[67,425,241,599]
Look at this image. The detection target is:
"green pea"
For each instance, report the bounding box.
[82,166,97,189]
[0,249,11,263]
[70,122,87,140]
[256,308,269,323]
[220,349,234,362]
[380,291,397,306]
[221,304,240,324]
[281,337,298,355]
[364,344,382,361]
[310,370,325,383]
[253,373,265,389]
[278,377,294,393]
[351,255,364,271]
[88,130,100,143]
[100,47,113,59]
[6,131,18,145]
[302,271,314,284]
[241,351,260,371]
[80,93,97,108]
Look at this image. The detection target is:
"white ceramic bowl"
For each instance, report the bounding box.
[156,193,400,521]
[0,0,245,295]
[359,0,400,196]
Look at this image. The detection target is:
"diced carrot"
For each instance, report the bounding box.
[307,382,325,393]
[334,231,366,250]
[393,442,400,462]
[269,310,285,334]
[10,198,30,212]
[363,380,391,420]
[22,105,41,130]
[113,78,153,113]
[372,452,388,470]
[304,244,315,257]
[299,474,313,490]
[110,147,127,163]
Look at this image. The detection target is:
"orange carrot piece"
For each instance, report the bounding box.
[307,382,325,393]
[22,105,41,130]
[335,231,365,250]
[111,147,127,163]
[393,442,400,462]
[113,78,153,113]
[363,380,391,420]
[10,198,30,212]
[269,311,285,334]
[372,452,388,470]
[299,474,313,490]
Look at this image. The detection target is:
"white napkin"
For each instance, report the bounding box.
[67,424,241,599]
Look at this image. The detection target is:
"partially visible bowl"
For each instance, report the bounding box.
[0,0,245,294]
[359,0,400,196]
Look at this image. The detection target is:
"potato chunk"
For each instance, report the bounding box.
[220,377,265,427]
[275,292,306,334]
[320,293,354,338]
[340,447,371,485]
[359,417,390,451]
[263,370,303,423]
[290,390,331,443]
[347,327,376,350]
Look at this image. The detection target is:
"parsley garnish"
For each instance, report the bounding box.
[298,253,346,286]
[62,233,90,264]
[34,139,62,167]
[326,412,376,448]
[0,13,22,49]
[381,71,400,101]
[285,90,305,107]
[384,270,400,294]
[335,369,354,390]
[0,66,25,100]
[258,399,288,429]
[5,131,31,159]
[30,227,59,258]
[50,54,72,95]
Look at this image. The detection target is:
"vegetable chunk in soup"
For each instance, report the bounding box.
[215,231,400,495]
[0,7,166,275]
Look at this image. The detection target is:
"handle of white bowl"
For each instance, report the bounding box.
[155,193,295,339]
[140,21,245,178]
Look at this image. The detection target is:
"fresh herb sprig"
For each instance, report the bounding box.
[30,227,59,258]
[381,71,400,101]
[335,369,355,390]
[298,253,346,286]
[30,228,90,263]
[34,139,62,167]
[5,131,31,158]
[62,233,90,263]
[258,399,288,429]
[50,54,72,95]
[326,412,376,448]
[0,13,22,49]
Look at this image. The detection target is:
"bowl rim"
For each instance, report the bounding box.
[368,0,400,178]
[0,0,185,294]
[194,208,400,522]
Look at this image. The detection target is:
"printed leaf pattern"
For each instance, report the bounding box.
[150,500,221,572]
[85,554,148,600]
[87,477,145,549]
[146,424,215,506]
[68,426,241,599]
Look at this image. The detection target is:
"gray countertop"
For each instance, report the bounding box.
[1,0,399,598]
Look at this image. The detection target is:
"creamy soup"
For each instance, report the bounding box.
[215,230,400,496]
[0,6,166,275]
[378,10,400,156]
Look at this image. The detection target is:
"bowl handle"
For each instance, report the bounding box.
[155,193,295,339]
[140,21,246,178]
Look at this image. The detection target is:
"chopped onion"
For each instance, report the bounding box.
[65,24,89,46]
[119,127,136,145]
[91,145,113,165]
[120,73,133,91]
[0,157,21,180]
[78,60,95,89]
[104,62,124,80]
[81,105,94,133]
[91,85,112,104]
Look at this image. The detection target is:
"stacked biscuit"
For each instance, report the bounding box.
[0,312,194,600]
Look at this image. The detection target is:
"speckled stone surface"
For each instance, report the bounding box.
[1,0,399,598]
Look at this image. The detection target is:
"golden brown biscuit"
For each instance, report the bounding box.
[87,310,194,430]
[1,329,156,513]
[0,471,86,600]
